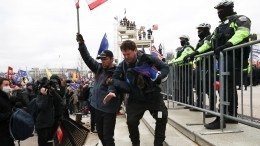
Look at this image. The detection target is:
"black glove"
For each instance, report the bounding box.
[183,51,199,62]
[154,74,162,84]
[76,33,84,43]
[214,42,233,54]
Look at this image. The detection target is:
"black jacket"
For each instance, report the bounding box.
[112,51,169,108]
[0,90,13,137]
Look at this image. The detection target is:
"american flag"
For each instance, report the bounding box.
[150,46,164,60]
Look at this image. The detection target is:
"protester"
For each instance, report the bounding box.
[105,40,169,146]
[76,33,119,146]
[0,77,15,146]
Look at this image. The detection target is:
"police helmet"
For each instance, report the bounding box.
[179,35,190,41]
[196,23,211,29]
[214,0,234,9]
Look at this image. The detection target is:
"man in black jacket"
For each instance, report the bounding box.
[76,33,119,146]
[105,40,169,146]
[0,77,15,146]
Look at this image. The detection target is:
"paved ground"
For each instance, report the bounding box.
[16,85,260,146]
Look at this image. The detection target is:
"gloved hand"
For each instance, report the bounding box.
[153,74,162,84]
[214,42,233,54]
[76,33,84,43]
[183,51,199,62]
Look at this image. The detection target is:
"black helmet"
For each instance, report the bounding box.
[214,0,234,9]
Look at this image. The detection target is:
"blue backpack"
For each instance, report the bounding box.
[9,108,34,141]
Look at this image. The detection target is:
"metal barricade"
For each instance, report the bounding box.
[163,39,260,134]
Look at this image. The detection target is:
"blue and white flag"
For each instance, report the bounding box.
[97,33,109,58]
[133,66,159,81]
[18,69,28,77]
[69,83,80,90]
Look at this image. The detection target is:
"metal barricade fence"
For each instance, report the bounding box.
[162,39,260,132]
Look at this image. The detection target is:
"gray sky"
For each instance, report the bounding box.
[0,0,259,72]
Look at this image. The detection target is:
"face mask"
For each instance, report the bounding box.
[2,86,12,94]
[180,40,186,46]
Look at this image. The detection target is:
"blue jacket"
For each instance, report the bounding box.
[78,43,119,113]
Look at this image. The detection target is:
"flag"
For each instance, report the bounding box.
[124,8,126,15]
[12,73,22,85]
[133,66,159,81]
[152,24,158,30]
[151,46,164,60]
[75,0,80,8]
[26,71,33,83]
[18,69,27,77]
[7,66,13,80]
[56,126,64,144]
[69,83,80,90]
[97,33,109,58]
[45,69,52,79]
[86,0,107,10]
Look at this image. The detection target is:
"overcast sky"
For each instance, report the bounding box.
[1,0,259,72]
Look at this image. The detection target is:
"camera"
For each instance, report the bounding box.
[38,79,58,91]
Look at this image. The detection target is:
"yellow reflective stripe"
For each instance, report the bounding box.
[229,22,250,45]
[173,47,194,63]
[228,28,250,45]
[197,41,211,53]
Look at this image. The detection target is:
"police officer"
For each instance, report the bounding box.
[205,0,251,129]
[105,40,169,146]
[169,35,195,106]
[184,23,215,116]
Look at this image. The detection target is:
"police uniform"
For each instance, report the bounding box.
[212,14,251,116]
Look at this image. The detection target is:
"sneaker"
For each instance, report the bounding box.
[204,118,226,129]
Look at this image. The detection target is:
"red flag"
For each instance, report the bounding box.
[75,0,80,8]
[86,0,107,10]
[7,66,13,80]
[56,126,64,144]
[152,24,158,30]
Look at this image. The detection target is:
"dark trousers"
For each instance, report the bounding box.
[89,104,96,131]
[37,127,53,146]
[221,57,238,116]
[126,100,168,146]
[195,60,215,110]
[180,65,193,105]
[0,136,15,146]
[95,109,117,146]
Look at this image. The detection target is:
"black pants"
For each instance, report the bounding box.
[195,60,215,110]
[89,104,96,131]
[180,65,193,105]
[95,109,117,146]
[37,127,53,146]
[0,136,15,146]
[126,100,168,146]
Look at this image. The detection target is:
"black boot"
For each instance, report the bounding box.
[225,118,238,124]
[205,113,216,118]
[204,117,226,129]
